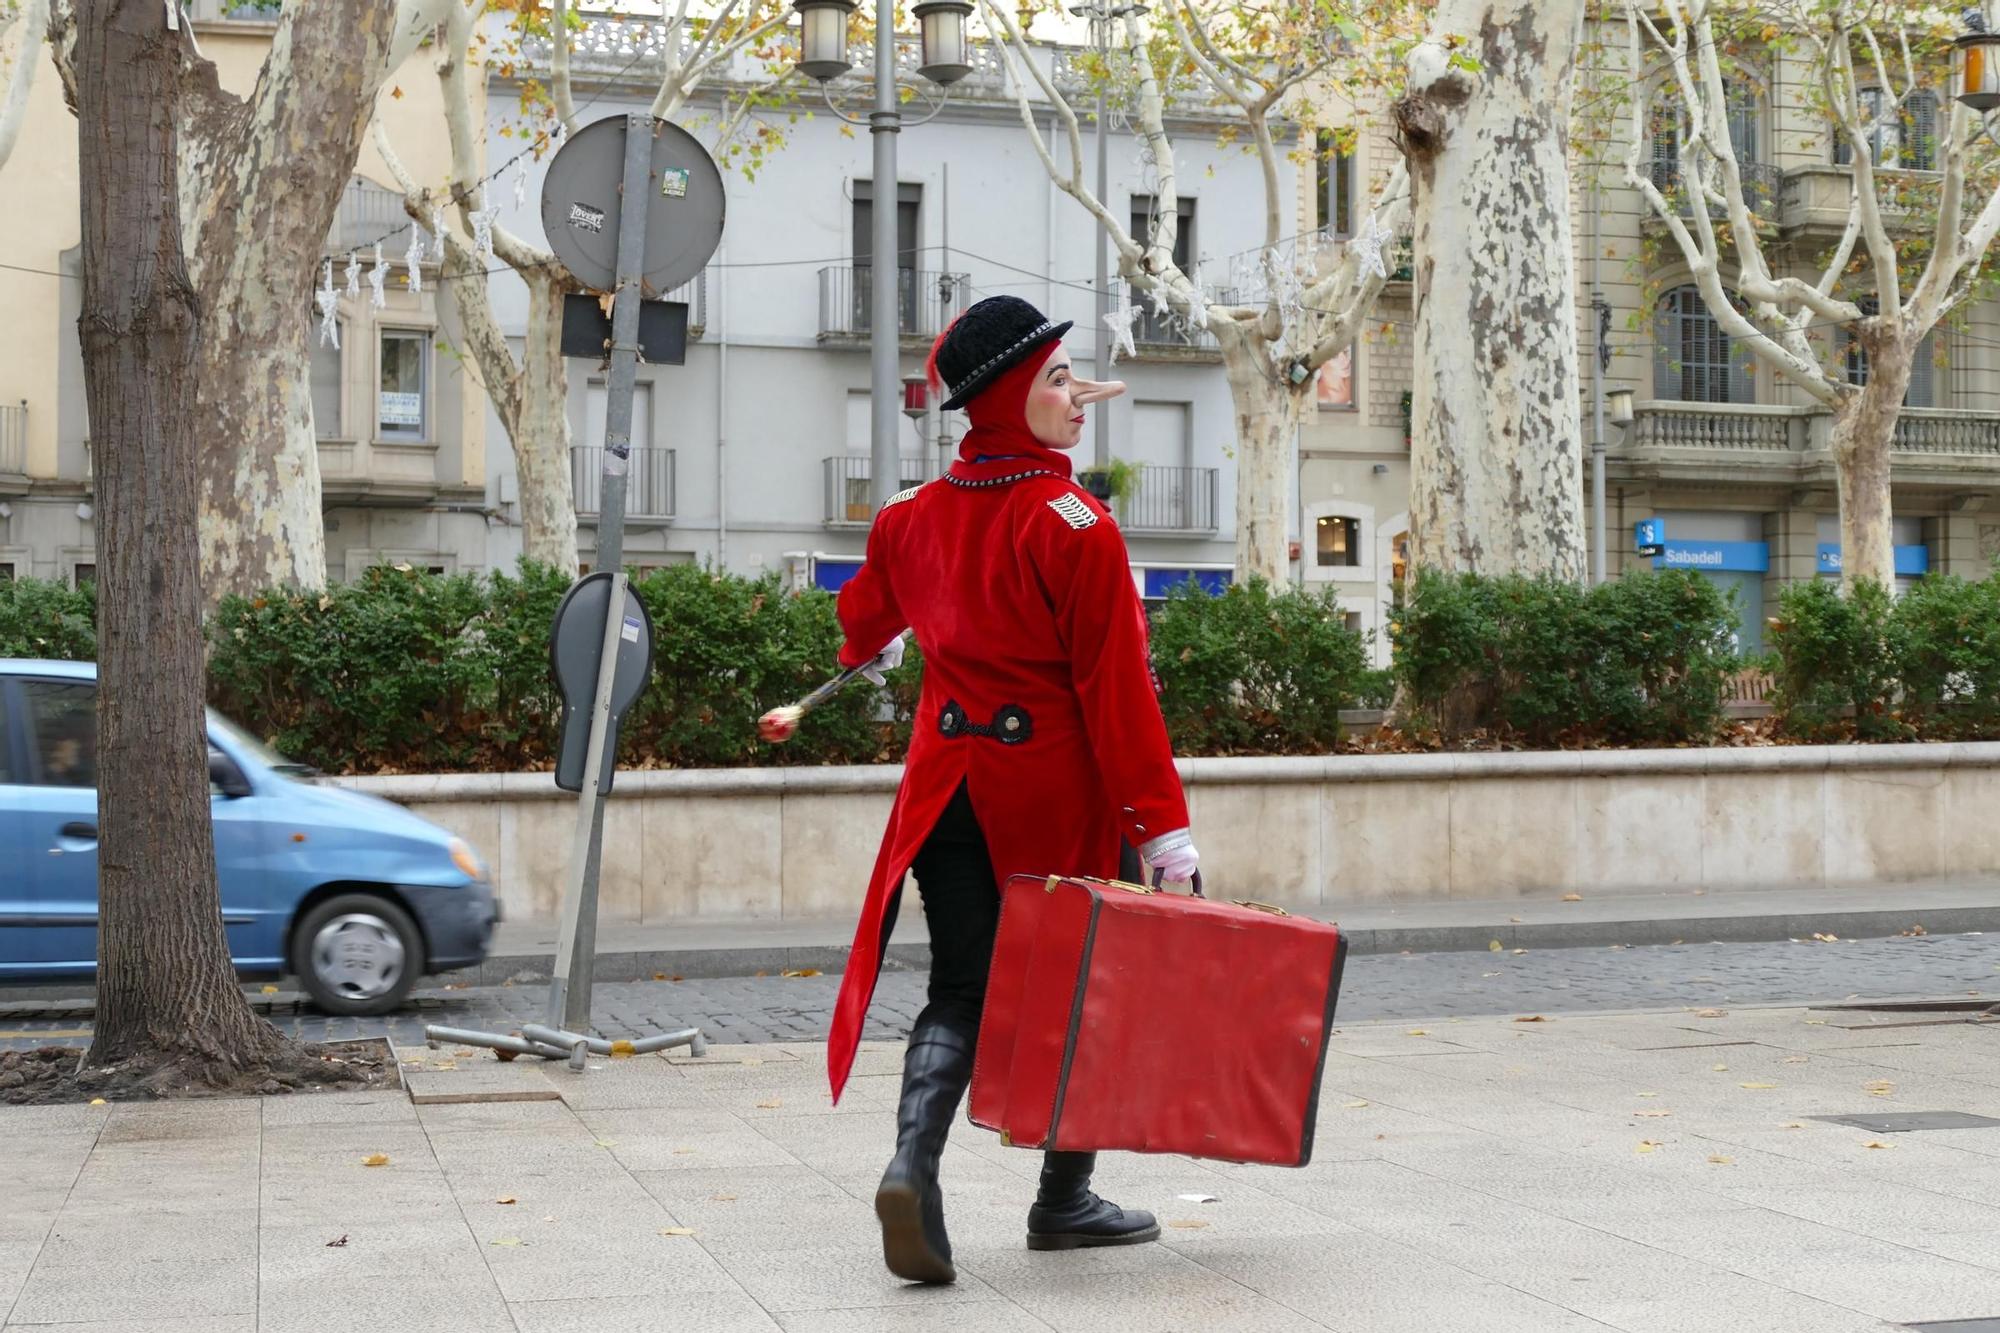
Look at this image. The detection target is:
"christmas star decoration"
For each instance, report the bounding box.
[314,261,340,350]
[1350,210,1390,282]
[471,191,500,264]
[1103,286,1138,363]
[343,249,360,299]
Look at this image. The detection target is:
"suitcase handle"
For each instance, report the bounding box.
[1148,868,1205,898]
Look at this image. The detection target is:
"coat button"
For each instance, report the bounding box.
[1004,716,1020,732]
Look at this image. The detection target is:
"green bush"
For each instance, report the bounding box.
[1391,570,1738,746]
[1890,575,2000,740]
[0,577,96,661]
[1148,577,1368,754]
[1767,579,1902,741]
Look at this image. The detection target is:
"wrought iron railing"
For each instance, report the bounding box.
[572,446,676,520]
[818,268,970,341]
[1127,287,1240,353]
[0,401,24,475]
[823,456,942,525]
[1115,466,1218,533]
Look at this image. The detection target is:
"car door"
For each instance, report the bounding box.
[15,677,101,971]
[0,678,44,968]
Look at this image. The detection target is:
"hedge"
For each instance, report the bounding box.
[12,563,2000,770]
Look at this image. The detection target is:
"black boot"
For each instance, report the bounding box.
[875,1020,977,1284]
[1025,1151,1161,1251]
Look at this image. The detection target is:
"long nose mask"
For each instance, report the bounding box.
[1069,377,1127,407]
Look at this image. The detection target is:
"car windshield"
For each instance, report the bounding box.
[207,711,318,778]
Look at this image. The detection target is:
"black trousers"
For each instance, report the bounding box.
[907,782,1141,1037]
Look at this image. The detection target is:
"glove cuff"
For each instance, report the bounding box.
[1138,828,1193,861]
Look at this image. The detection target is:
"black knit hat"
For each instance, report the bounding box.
[928,296,1074,411]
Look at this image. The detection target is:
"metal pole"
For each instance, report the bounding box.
[557,111,653,1033]
[1093,14,1111,470]
[870,0,902,515]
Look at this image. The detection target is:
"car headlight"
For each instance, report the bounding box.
[448,838,489,882]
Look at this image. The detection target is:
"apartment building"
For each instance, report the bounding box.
[1301,26,2000,661]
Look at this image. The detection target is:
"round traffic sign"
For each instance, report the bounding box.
[540,115,725,295]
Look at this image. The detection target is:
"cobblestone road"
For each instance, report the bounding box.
[4,929,1995,1052]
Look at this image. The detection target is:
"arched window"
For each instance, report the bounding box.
[1653,286,1755,403]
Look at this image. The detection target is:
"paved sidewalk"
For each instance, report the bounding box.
[450,881,2000,985]
[8,1007,2000,1331]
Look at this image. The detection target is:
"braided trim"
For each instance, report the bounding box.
[943,468,1066,489]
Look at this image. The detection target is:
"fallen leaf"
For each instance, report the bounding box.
[1695,1009,1728,1019]
[711,1193,738,1203]
[1482,971,1501,978]
[1342,1099,1369,1110]
[658,1227,696,1237]
[1782,1123,1804,1130]
[1636,1091,1659,1098]
[1634,1110,1672,1118]
[1512,949,1529,956]
[654,973,669,981]
[326,1234,349,1247]
[1804,1019,1827,1026]
[1711,1065,1729,1072]
[490,1237,526,1247]
[1864,1080,1894,1092]
[1636,1140,1662,1154]
[1863,1141,1893,1150]
[261,984,280,994]
[1671,939,1684,946]
[1813,932,1840,943]
[1176,1193,1219,1203]
[1783,1057,1808,1065]
[1508,916,1523,924]
[594,1139,617,1149]
[1488,940,1504,953]
[1707,1155,1733,1165]
[1167,1219,1209,1230]
[496,1196,517,1205]
[88,1098,106,1106]
[362,1154,390,1167]
[755,1099,782,1110]
[609,1041,636,1059]
[1562,893,1582,902]
[1739,1083,1777,1091]
[1513,1015,1548,1023]
[390,84,405,100]
[782,969,822,978]
[1406,1029,1429,1037]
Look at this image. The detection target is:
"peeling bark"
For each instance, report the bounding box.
[1395,0,1587,581]
[512,271,580,572]
[1216,325,1302,585]
[1829,334,1912,593]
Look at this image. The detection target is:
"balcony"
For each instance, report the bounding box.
[1112,466,1219,534]
[0,400,25,486]
[573,446,676,523]
[1618,401,2000,487]
[663,271,707,339]
[823,456,942,527]
[1779,165,1937,240]
[1126,289,1235,363]
[816,268,971,346]
[1644,159,1782,223]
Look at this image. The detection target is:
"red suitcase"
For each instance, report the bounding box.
[968,873,1349,1167]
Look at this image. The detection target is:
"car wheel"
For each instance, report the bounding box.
[294,893,423,1017]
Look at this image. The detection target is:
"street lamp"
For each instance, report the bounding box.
[1069,0,1148,470]
[1954,24,2000,113]
[794,0,968,516]
[1607,388,1636,427]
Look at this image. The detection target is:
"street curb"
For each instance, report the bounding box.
[463,905,1987,983]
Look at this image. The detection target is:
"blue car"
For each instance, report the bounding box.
[0,660,498,1014]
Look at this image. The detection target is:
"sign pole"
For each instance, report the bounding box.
[557,112,655,1035]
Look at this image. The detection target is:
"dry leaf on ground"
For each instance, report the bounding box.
[1512,949,1529,956]
[1167,1220,1209,1230]
[659,1227,696,1237]
[1488,941,1503,952]
[496,1196,517,1205]
[609,1041,635,1059]
[1406,1029,1429,1037]
[362,1154,390,1167]
[1636,1141,1663,1154]
[1707,1155,1734,1165]
[1694,1009,1728,1019]
[782,969,822,978]
[1562,894,1582,902]
[1711,1065,1729,1072]
[756,1100,782,1110]
[1343,1100,1369,1110]
[1863,1141,1893,1150]
[1740,1083,1777,1090]
[326,1234,349,1247]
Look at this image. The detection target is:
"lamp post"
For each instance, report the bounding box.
[795,0,972,515]
[1069,1,1147,470]
[1955,16,2000,153]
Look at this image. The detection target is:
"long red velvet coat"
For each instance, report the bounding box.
[826,448,1189,1103]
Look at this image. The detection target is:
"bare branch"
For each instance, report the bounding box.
[551,0,577,130]
[0,0,49,167]
[653,2,791,120]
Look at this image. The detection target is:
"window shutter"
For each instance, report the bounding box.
[1650,101,1678,192]
[1906,331,1936,408]
[1906,92,1938,171]
[1727,79,1758,162]
[1653,291,1679,400]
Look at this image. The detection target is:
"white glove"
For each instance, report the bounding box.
[1140,828,1200,885]
[859,632,907,686]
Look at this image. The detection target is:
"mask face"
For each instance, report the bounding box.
[1023,344,1086,450]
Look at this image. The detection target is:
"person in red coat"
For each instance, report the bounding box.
[828,296,1201,1284]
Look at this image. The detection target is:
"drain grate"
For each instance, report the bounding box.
[1812,1112,2000,1134]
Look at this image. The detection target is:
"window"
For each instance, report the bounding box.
[1316,348,1355,411]
[1315,130,1356,237]
[310,310,344,437]
[24,680,96,788]
[1317,515,1362,567]
[72,563,96,590]
[852,181,921,333]
[1835,89,1937,170]
[1129,194,1196,343]
[1843,299,1935,408]
[1650,76,1762,191]
[1653,285,1754,403]
[377,330,428,439]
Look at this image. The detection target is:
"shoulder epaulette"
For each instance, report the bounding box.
[1045,491,1100,531]
[882,484,923,510]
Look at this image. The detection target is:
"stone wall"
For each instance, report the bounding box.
[335,745,2000,924]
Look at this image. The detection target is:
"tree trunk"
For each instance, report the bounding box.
[1218,326,1298,585]
[187,0,407,604]
[1829,355,1910,594]
[514,273,580,573]
[74,0,284,1082]
[1394,0,1587,581]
